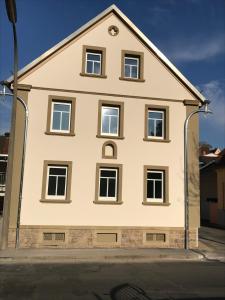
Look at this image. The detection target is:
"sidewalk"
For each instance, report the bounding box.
[0,247,204,264]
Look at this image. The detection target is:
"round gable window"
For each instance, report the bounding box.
[108,25,119,36]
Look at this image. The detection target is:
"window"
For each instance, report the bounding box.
[99,168,117,200]
[94,163,123,204]
[97,100,124,139]
[120,50,145,82]
[101,106,119,136]
[81,45,106,78]
[86,51,102,75]
[46,95,76,136]
[51,102,71,133]
[41,161,72,203]
[143,166,169,206]
[144,105,170,142]
[124,56,139,79]
[147,171,164,202]
[46,166,67,199]
[148,110,164,139]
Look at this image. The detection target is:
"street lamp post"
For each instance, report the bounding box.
[184,100,212,250]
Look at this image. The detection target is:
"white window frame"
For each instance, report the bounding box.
[147,170,164,203]
[148,110,164,139]
[50,102,71,133]
[85,51,102,75]
[46,166,67,200]
[101,106,119,136]
[124,56,139,79]
[98,168,118,201]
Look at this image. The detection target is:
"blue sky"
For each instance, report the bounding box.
[0,0,224,148]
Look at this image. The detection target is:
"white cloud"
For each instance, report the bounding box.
[198,79,225,126]
[167,35,225,63]
[0,99,12,110]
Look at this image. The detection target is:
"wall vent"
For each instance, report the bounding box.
[43,232,65,242]
[146,233,166,242]
[97,233,117,243]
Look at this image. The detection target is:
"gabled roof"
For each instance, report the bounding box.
[8,4,205,102]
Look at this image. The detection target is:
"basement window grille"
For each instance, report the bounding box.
[43,232,65,242]
[146,233,166,242]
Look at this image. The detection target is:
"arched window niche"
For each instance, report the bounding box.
[102,141,117,159]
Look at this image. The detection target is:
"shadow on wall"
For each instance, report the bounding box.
[187,133,200,207]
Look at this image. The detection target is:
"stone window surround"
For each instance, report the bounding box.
[94,163,123,205]
[143,104,170,143]
[102,140,118,159]
[45,95,76,136]
[40,160,72,203]
[96,100,125,139]
[143,165,170,206]
[119,50,145,82]
[80,45,107,78]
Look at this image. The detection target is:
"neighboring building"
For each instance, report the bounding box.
[0,133,9,214]
[1,5,205,249]
[200,149,225,228]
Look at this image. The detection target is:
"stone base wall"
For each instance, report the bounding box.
[8,226,198,249]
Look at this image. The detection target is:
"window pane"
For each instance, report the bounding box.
[125,65,130,77]
[131,66,138,78]
[93,62,101,74]
[54,103,70,112]
[148,119,155,136]
[147,180,154,198]
[52,111,61,130]
[49,167,66,175]
[102,115,110,134]
[101,170,116,177]
[148,172,162,179]
[86,60,93,73]
[156,120,163,137]
[125,58,138,66]
[108,178,116,197]
[155,180,162,198]
[110,116,118,134]
[61,112,70,131]
[48,176,56,195]
[149,111,163,119]
[103,107,118,116]
[57,176,66,196]
[99,178,107,197]
[87,53,101,61]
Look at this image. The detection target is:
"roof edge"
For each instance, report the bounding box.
[7,4,205,102]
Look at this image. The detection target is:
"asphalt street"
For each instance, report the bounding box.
[0,261,225,300]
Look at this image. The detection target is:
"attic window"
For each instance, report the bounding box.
[80,45,107,78]
[119,50,145,82]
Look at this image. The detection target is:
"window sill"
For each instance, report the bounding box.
[80,72,107,79]
[40,199,72,203]
[119,77,145,82]
[143,138,171,143]
[93,200,123,205]
[96,134,125,140]
[142,201,170,206]
[45,132,75,137]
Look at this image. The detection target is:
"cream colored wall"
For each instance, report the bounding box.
[18,12,197,227]
[20,89,186,227]
[19,13,196,101]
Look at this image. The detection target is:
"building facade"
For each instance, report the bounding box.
[1,5,205,249]
[200,150,225,228]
